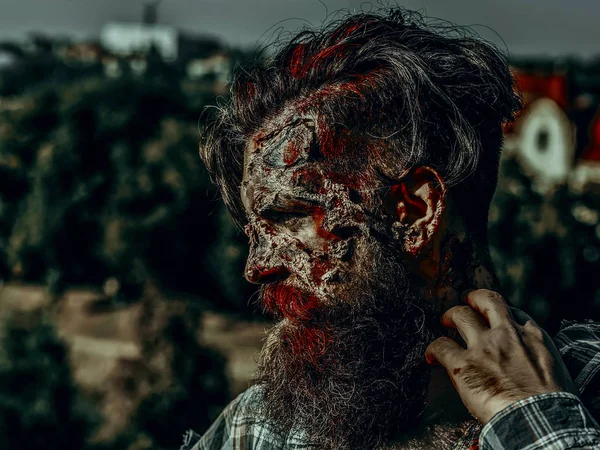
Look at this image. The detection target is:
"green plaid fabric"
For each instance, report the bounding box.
[183,321,600,450]
[478,321,600,450]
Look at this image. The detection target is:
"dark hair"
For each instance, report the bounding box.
[201,8,521,237]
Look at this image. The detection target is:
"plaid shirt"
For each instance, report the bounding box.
[183,320,600,450]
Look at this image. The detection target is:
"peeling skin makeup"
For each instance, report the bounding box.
[239,102,494,449]
[199,11,521,448]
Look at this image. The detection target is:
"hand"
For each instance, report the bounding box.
[425,289,577,424]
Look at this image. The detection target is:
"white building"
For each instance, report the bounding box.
[0,51,18,70]
[186,53,231,83]
[504,70,600,194]
[100,22,179,61]
[504,97,575,191]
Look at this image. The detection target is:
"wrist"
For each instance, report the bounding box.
[481,388,566,424]
[480,392,600,450]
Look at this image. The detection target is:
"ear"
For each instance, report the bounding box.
[384,166,447,255]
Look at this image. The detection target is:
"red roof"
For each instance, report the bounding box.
[515,72,569,110]
[504,71,569,134]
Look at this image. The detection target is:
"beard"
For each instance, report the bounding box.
[251,237,442,450]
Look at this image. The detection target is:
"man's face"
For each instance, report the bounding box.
[241,107,388,321]
[240,105,440,449]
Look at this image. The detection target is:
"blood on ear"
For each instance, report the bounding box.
[385,166,447,255]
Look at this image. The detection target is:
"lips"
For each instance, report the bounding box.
[262,283,321,322]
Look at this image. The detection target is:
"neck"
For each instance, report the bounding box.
[426,232,499,313]
[409,234,498,447]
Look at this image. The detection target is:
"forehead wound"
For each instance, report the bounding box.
[242,116,317,214]
[251,117,316,168]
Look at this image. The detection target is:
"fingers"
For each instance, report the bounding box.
[442,305,489,345]
[425,336,464,368]
[465,289,512,328]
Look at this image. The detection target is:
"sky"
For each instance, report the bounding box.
[0,0,599,58]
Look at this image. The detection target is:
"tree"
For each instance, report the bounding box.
[0,309,98,450]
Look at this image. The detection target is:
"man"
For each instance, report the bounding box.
[185,9,600,450]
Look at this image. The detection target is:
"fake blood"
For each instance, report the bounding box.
[318,122,349,160]
[312,206,339,242]
[289,43,350,79]
[289,44,306,78]
[283,143,303,166]
[468,439,480,450]
[263,285,332,364]
[263,284,320,321]
[310,258,334,283]
[292,168,326,194]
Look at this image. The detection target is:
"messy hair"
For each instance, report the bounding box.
[200,8,522,236]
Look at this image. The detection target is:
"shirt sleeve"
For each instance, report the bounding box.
[180,391,246,450]
[479,320,600,450]
[479,392,600,449]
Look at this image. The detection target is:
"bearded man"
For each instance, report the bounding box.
[183,9,600,450]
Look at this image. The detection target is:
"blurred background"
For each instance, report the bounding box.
[0,1,599,449]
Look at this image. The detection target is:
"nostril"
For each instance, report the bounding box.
[245,266,290,284]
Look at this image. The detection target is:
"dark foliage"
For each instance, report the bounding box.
[489,158,600,334]
[134,313,230,447]
[0,74,255,310]
[0,309,99,450]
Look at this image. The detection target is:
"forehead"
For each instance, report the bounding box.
[240,98,402,225]
[247,112,316,169]
[243,104,375,191]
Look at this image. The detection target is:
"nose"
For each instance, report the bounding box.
[244,265,290,284]
[244,238,290,284]
[244,222,291,284]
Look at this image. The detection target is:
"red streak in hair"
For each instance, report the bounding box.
[246,82,255,98]
[290,43,351,79]
[289,44,307,78]
[340,23,362,38]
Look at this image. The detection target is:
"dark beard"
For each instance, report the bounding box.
[251,242,441,449]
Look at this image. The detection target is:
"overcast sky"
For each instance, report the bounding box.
[0,0,598,57]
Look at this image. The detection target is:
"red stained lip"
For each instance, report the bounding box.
[262,283,321,322]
